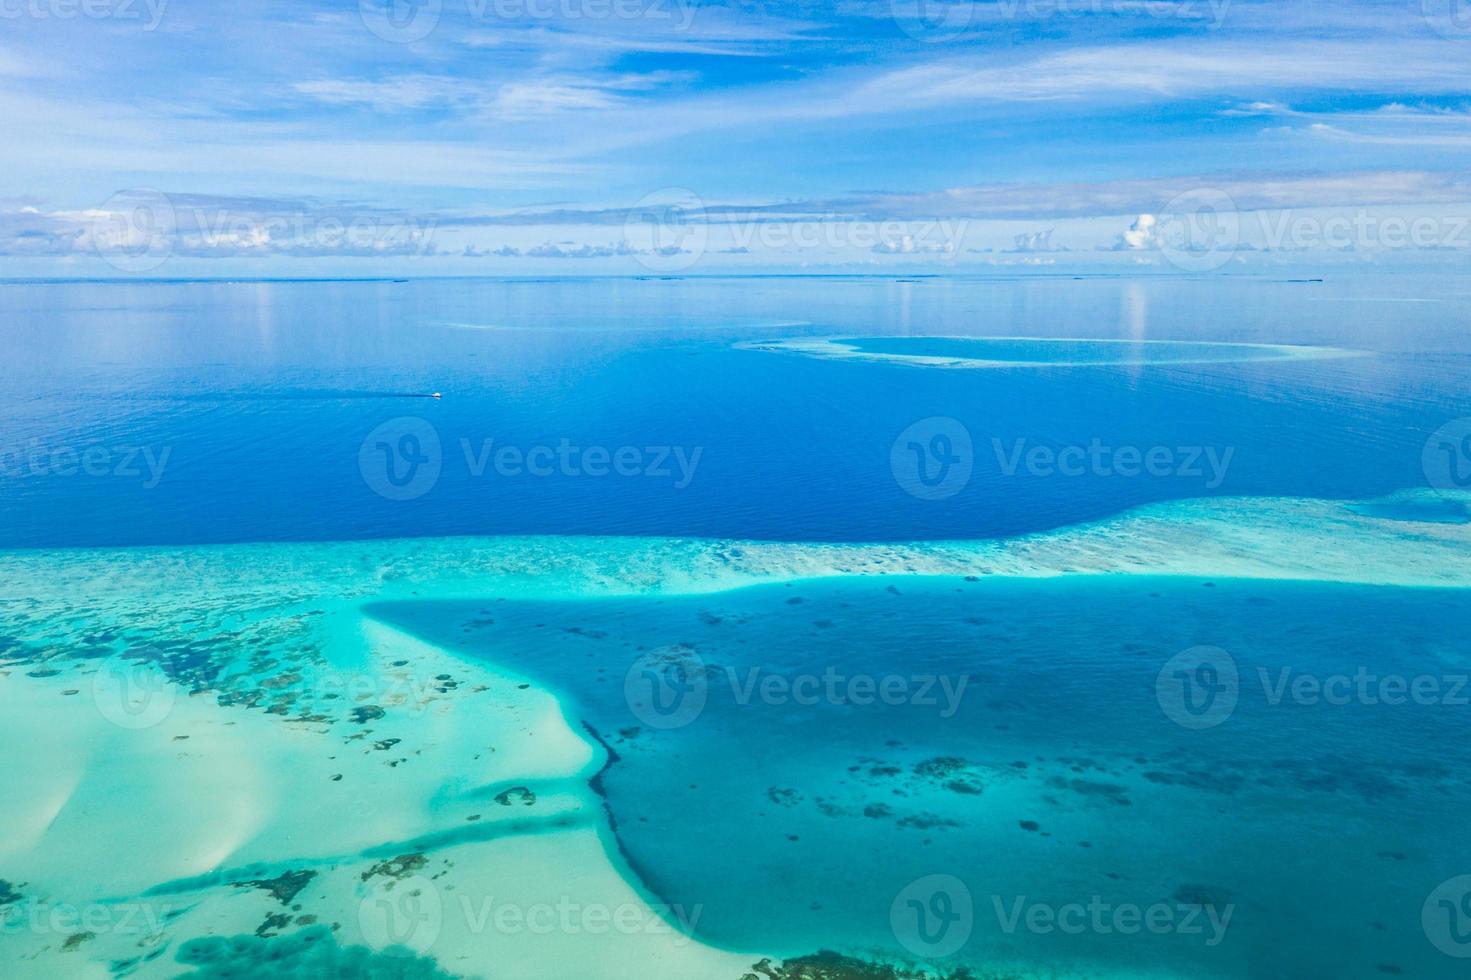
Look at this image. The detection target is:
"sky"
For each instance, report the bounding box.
[6,0,1471,274]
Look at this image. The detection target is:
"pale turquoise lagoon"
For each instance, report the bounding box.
[733,335,1357,369]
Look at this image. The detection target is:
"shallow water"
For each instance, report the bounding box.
[371,574,1471,979]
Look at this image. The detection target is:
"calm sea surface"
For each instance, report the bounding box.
[1,274,1468,548]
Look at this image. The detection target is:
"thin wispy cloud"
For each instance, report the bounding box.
[6,0,1471,272]
[292,76,470,112]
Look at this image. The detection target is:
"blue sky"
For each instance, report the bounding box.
[7,0,1471,273]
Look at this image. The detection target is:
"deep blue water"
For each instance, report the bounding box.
[2,274,1469,548]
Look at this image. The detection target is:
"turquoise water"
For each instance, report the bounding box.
[372,574,1471,979]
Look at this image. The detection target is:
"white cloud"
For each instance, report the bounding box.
[872,235,954,254]
[844,41,1471,111]
[0,193,441,259]
[293,76,469,111]
[1113,213,1160,250]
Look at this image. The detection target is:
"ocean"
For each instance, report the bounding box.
[1,273,1468,979]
